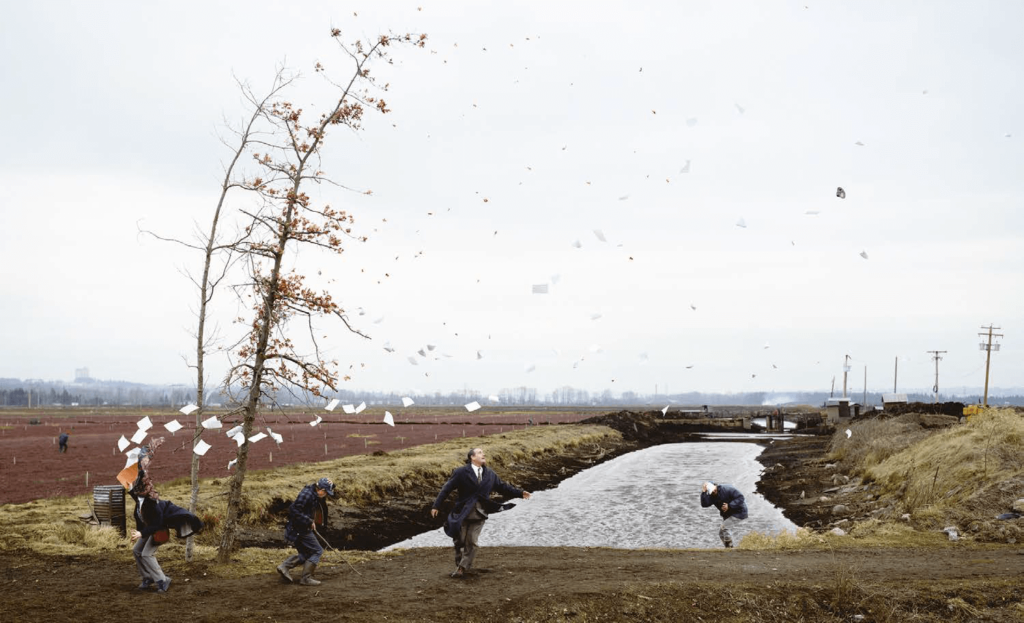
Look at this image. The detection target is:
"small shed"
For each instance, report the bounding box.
[825,397,860,424]
[882,393,908,410]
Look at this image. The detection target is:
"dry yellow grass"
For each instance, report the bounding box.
[0,424,620,557]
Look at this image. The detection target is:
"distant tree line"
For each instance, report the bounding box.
[1,378,1021,408]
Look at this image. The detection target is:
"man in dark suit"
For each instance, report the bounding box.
[431,447,531,577]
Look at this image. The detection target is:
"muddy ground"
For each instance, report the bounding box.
[2,546,1022,622]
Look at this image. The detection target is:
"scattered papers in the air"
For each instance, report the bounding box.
[764,342,771,349]
[201,416,222,429]
[572,239,582,249]
[417,348,427,357]
[164,420,182,433]
[476,350,484,360]
[532,284,549,294]
[137,416,153,431]
[179,404,199,416]
[193,440,212,456]
[805,210,820,215]
[402,396,415,407]
[618,194,630,201]
[525,364,536,373]
[735,103,745,114]
[383,342,395,353]
[355,402,367,414]
[117,435,130,452]
[855,141,865,146]
[859,250,869,259]
[269,430,284,444]
[232,432,245,447]
[686,117,698,127]
[225,425,243,438]
[248,432,267,444]
[326,399,339,412]
[845,429,852,439]
[662,405,669,415]
[383,411,395,427]
[836,187,846,199]
[590,313,603,321]
[310,416,322,427]
[124,447,142,469]
[228,458,237,470]
[488,395,500,403]
[131,429,147,445]
[593,229,607,243]
[343,404,356,414]
[680,159,691,174]
[736,217,747,228]
[407,356,419,366]
[465,401,481,412]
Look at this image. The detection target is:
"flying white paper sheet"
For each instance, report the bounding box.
[859,251,869,259]
[686,117,698,127]
[476,351,483,360]
[201,416,222,429]
[136,416,153,431]
[228,458,237,470]
[355,402,366,414]
[232,432,246,447]
[131,429,148,445]
[735,217,747,228]
[343,404,356,414]
[465,401,481,412]
[310,416,323,427]
[269,431,284,444]
[248,432,267,444]
[590,313,603,321]
[117,435,130,452]
[572,239,582,249]
[845,429,852,439]
[532,284,549,294]
[124,447,142,469]
[326,399,340,412]
[407,357,419,366]
[662,405,669,415]
[225,425,243,438]
[383,342,396,353]
[417,349,427,357]
[836,187,846,199]
[402,396,415,407]
[488,395,500,403]
[164,420,182,433]
[525,364,536,373]
[383,411,395,427]
[593,229,607,242]
[193,440,212,456]
[179,404,199,416]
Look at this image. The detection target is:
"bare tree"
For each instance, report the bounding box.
[143,72,294,561]
[216,30,426,561]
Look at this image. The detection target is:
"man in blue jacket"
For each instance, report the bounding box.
[431,447,531,577]
[58,431,69,453]
[277,477,335,586]
[700,481,748,548]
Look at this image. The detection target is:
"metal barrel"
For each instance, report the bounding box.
[92,485,126,536]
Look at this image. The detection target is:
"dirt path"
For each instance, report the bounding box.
[3,546,1022,622]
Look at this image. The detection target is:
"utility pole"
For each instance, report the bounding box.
[842,354,851,398]
[978,324,1003,407]
[893,356,898,393]
[830,376,835,398]
[863,366,867,406]
[927,350,947,404]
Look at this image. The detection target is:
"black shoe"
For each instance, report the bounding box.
[450,567,465,578]
[156,577,171,593]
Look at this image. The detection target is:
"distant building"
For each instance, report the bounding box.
[882,393,908,409]
[825,397,860,424]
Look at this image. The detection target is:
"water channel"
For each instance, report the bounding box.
[385,440,797,551]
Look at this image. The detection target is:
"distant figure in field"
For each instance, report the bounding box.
[58,431,69,453]
[431,447,531,578]
[277,477,335,586]
[700,481,748,548]
[128,439,203,593]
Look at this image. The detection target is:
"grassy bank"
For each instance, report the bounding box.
[0,424,619,557]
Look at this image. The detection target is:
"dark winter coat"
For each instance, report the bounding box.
[132,496,204,540]
[433,464,523,538]
[701,484,749,520]
[284,483,329,544]
[58,433,69,445]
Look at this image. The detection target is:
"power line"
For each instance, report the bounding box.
[926,350,947,403]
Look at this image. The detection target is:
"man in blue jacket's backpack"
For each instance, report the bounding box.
[700,481,748,548]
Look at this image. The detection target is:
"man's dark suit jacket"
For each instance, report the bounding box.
[433,464,524,538]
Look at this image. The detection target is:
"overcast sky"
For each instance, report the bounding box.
[1,1,1021,398]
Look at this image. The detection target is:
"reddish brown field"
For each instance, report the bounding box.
[0,407,600,504]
